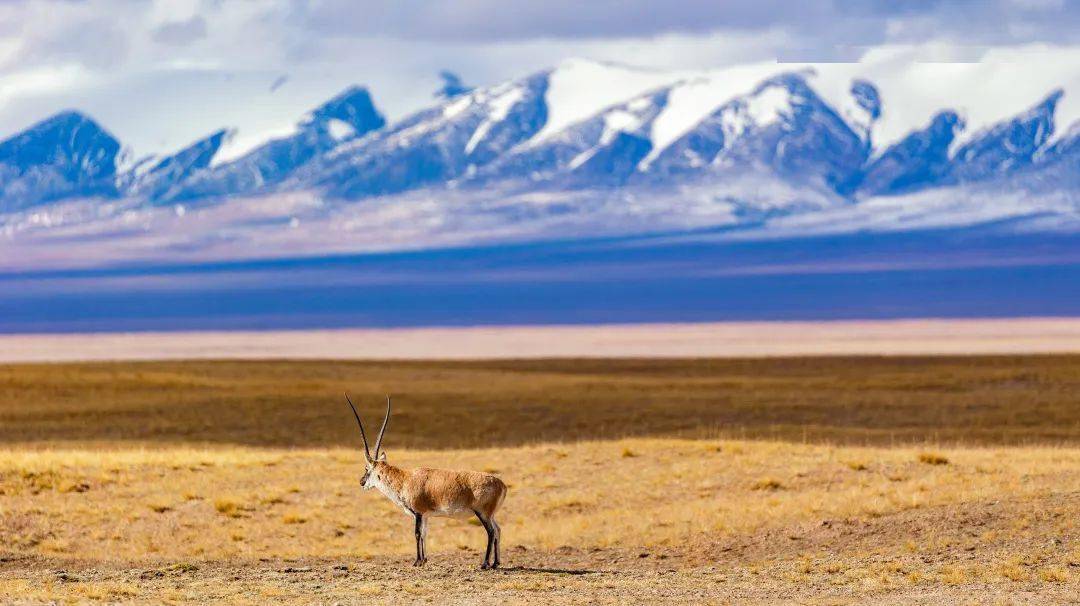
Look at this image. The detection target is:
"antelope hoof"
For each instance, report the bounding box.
[480,562,490,570]
[491,562,500,570]
[413,559,424,567]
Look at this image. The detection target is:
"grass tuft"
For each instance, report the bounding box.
[918,453,949,466]
[751,477,784,491]
[1038,567,1069,583]
[213,498,242,517]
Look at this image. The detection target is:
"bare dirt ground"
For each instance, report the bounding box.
[3,317,1080,363]
[2,493,1076,604]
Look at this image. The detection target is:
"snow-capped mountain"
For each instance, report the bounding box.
[126,129,233,202]
[949,90,1062,183]
[641,73,872,195]
[0,58,1079,269]
[152,86,386,203]
[0,111,121,212]
[290,73,550,198]
[856,111,962,196]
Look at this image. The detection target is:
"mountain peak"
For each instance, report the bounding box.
[1038,88,1065,111]
[24,109,99,130]
[435,71,473,100]
[129,128,234,201]
[0,110,117,160]
[530,58,679,145]
[0,110,121,210]
[857,110,963,195]
[150,86,388,203]
[0,109,121,172]
[850,80,882,121]
[949,87,1064,181]
[305,85,386,136]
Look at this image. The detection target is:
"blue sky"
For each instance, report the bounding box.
[1,0,1078,158]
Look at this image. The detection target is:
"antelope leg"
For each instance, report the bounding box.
[491,519,501,569]
[419,515,428,564]
[474,510,494,569]
[413,512,424,567]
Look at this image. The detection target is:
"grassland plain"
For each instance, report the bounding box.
[0,357,1078,604]
[2,356,1080,447]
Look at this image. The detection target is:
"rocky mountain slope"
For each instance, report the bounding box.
[0,58,1077,267]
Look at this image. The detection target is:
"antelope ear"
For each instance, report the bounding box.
[377,452,387,462]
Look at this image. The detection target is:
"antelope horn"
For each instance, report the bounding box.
[344,392,372,462]
[373,394,391,459]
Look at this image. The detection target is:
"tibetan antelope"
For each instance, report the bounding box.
[345,394,508,569]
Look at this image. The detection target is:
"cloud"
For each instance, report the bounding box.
[0,3,134,70]
[152,15,208,47]
[0,0,1078,161]
[290,0,1080,48]
[5,0,1079,73]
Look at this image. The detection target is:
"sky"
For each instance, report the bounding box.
[1,0,1079,161]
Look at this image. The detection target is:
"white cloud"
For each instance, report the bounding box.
[0,64,93,110]
[152,15,208,47]
[0,0,1077,160]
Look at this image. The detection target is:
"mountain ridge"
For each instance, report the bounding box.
[0,58,1078,268]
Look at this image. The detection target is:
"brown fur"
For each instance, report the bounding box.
[373,461,507,517]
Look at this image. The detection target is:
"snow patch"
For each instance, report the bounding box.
[442,95,473,119]
[641,63,788,168]
[211,123,298,167]
[601,109,643,143]
[464,123,492,156]
[714,84,795,144]
[568,147,599,170]
[802,44,1080,152]
[326,118,357,141]
[465,87,525,154]
[744,86,794,126]
[529,58,680,145]
[488,86,525,120]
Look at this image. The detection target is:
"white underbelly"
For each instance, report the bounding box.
[428,505,473,519]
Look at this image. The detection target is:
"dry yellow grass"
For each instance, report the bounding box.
[1,438,1076,559]
[0,357,1077,603]
[2,356,1080,448]
[0,438,1077,604]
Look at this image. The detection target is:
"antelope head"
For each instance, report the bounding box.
[344,392,391,490]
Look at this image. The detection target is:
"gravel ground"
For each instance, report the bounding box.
[3,493,1077,605]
